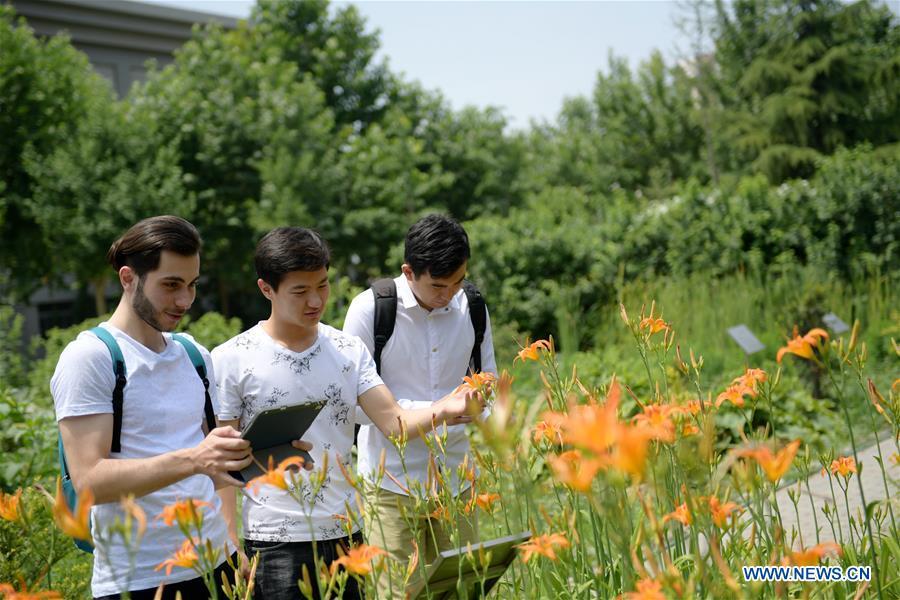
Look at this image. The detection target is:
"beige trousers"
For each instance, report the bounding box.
[364,487,478,599]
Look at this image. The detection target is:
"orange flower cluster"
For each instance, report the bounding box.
[827,456,857,478]
[0,489,22,522]
[158,499,210,529]
[330,544,387,576]
[716,368,767,408]
[0,579,62,599]
[639,317,670,336]
[461,371,496,391]
[515,339,552,363]
[662,496,741,528]
[706,496,742,527]
[517,532,570,563]
[663,503,692,526]
[247,455,306,495]
[543,379,667,488]
[52,478,93,543]
[777,327,829,363]
[784,542,842,566]
[737,440,801,483]
[532,419,563,445]
[621,578,666,600]
[474,492,500,513]
[155,538,199,575]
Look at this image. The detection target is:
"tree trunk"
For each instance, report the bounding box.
[92,274,108,315]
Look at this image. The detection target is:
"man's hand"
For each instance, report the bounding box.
[436,387,486,425]
[193,426,252,487]
[291,439,315,471]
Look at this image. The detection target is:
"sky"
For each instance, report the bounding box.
[142,0,686,128]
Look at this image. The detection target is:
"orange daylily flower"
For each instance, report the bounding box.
[559,380,621,454]
[120,495,147,540]
[515,339,551,363]
[0,489,22,522]
[828,456,857,478]
[733,368,767,391]
[430,504,451,522]
[621,578,666,600]
[670,399,701,417]
[461,371,496,391]
[639,317,670,336]
[0,578,63,599]
[785,542,842,566]
[330,544,387,576]
[155,538,199,575]
[474,493,501,512]
[246,455,307,495]
[547,450,606,493]
[663,503,692,526]
[532,417,564,445]
[517,532,570,563]
[680,422,700,437]
[776,327,829,363]
[52,478,93,543]
[632,403,676,442]
[157,499,210,529]
[715,384,755,408]
[706,496,742,527]
[738,440,801,483]
[611,424,653,479]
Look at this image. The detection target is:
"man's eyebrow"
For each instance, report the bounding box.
[161,276,200,285]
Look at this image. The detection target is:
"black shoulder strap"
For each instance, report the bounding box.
[463,280,486,374]
[172,334,217,433]
[371,278,397,375]
[90,326,128,453]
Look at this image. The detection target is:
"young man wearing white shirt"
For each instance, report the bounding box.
[51,216,253,599]
[343,214,497,597]
[212,227,482,600]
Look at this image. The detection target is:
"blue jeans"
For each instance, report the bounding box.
[245,532,364,600]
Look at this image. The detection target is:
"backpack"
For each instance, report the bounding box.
[57,327,217,553]
[370,278,487,376]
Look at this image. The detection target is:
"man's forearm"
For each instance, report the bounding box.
[74,447,198,504]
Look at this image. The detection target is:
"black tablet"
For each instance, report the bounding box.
[236,400,327,482]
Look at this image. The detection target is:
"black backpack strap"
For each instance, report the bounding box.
[89,326,127,453]
[172,334,217,433]
[371,278,398,375]
[463,280,486,374]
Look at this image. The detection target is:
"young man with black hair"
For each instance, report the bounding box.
[51,216,253,599]
[212,227,482,600]
[343,214,497,597]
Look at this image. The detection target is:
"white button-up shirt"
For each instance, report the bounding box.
[343,275,496,497]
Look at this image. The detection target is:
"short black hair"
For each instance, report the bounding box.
[107,215,201,277]
[255,227,330,290]
[404,214,470,278]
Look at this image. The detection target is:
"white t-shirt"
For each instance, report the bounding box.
[51,323,231,597]
[343,275,497,497]
[212,323,382,542]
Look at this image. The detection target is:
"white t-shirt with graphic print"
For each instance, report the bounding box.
[51,323,231,597]
[212,322,382,542]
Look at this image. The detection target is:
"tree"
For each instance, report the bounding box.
[713,0,900,181]
[0,7,110,298]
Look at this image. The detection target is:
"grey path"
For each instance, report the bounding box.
[774,440,899,549]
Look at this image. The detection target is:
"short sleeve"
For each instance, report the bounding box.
[355,340,383,398]
[51,333,117,421]
[342,290,376,355]
[211,343,242,422]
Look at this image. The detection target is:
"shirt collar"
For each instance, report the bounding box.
[395,275,464,313]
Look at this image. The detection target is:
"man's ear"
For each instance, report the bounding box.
[119,266,136,292]
[401,264,415,281]
[257,278,273,300]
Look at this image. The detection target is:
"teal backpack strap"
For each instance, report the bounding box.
[172,334,217,433]
[58,325,127,554]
